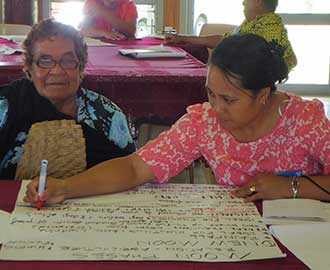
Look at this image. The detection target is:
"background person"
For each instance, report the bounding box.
[0,19,135,179]
[165,0,297,71]
[80,0,138,39]
[24,34,330,205]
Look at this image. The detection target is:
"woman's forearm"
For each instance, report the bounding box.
[297,175,330,201]
[109,18,136,37]
[101,9,136,37]
[181,35,224,48]
[64,153,154,199]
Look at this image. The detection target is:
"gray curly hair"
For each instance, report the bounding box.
[23,18,88,72]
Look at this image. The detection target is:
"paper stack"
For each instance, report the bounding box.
[119,45,186,59]
[263,199,330,270]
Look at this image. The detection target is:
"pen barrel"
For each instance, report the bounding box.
[38,160,48,195]
[275,170,302,177]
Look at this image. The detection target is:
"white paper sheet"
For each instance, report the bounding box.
[0,182,285,262]
[0,44,24,55]
[84,37,116,46]
[0,209,10,244]
[0,35,26,44]
[263,199,330,225]
[119,45,186,58]
[271,223,330,270]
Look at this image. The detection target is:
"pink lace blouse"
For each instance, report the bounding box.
[137,93,330,186]
[83,0,138,33]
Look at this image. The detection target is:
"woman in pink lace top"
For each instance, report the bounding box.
[80,0,137,39]
[25,34,330,205]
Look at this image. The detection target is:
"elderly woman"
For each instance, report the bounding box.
[80,0,138,39]
[25,33,330,206]
[0,19,135,179]
[166,0,297,71]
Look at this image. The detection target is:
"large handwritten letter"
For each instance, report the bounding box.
[0,182,285,262]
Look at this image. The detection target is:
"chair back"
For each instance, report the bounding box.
[199,23,237,36]
[0,24,31,35]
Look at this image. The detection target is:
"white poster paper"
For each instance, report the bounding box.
[0,182,284,262]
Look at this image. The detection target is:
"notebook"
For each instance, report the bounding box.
[119,45,186,59]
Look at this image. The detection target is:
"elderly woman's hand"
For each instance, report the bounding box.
[231,173,292,202]
[23,177,69,206]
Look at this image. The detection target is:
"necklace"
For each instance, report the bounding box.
[278,98,290,117]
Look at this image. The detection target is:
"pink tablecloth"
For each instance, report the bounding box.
[83,44,207,125]
[86,45,205,75]
[0,180,309,270]
[0,38,24,84]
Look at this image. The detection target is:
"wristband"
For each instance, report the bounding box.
[291,175,300,199]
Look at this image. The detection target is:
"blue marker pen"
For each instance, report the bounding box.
[36,160,48,210]
[275,170,302,177]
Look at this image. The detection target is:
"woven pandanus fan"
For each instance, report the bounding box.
[15,120,87,180]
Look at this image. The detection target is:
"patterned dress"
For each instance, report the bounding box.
[137,92,330,186]
[226,13,297,71]
[0,78,135,179]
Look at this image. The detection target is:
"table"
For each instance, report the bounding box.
[108,37,209,64]
[0,180,309,270]
[0,37,207,125]
[83,44,207,125]
[0,37,24,85]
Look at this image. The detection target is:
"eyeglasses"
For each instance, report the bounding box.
[35,57,79,70]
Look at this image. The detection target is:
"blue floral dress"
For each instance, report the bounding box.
[0,78,135,179]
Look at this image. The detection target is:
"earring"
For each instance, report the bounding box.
[24,70,32,80]
[79,73,85,83]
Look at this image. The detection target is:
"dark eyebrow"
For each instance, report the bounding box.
[205,85,238,99]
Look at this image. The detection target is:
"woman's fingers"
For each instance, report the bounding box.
[233,174,292,202]
[23,179,39,203]
[105,31,125,40]
[24,177,67,206]
[232,183,257,198]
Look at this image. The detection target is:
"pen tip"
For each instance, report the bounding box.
[36,199,42,210]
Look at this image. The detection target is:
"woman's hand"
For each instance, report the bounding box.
[80,26,125,40]
[23,177,69,206]
[231,173,292,202]
[104,31,126,40]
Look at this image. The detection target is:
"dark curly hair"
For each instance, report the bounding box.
[209,33,288,95]
[23,18,88,72]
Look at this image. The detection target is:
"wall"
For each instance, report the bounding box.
[163,0,180,32]
[4,0,34,25]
